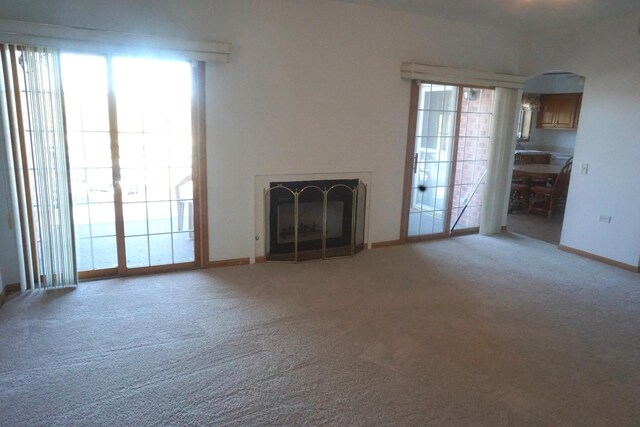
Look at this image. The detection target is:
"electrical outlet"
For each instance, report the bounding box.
[581,163,589,175]
[598,215,612,223]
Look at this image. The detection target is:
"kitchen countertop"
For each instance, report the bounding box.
[515,149,573,158]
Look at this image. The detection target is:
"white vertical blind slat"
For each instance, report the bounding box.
[17,46,76,288]
[480,87,520,235]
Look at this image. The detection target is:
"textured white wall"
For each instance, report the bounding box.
[202,1,522,260]
[524,73,585,94]
[0,0,522,270]
[523,14,640,268]
[0,1,637,271]
[527,125,577,154]
[0,1,637,273]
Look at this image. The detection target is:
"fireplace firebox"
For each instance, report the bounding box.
[264,179,366,262]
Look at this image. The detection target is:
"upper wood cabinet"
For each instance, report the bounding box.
[536,93,582,130]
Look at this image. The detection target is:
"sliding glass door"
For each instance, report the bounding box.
[403,81,494,240]
[408,83,458,237]
[61,53,202,277]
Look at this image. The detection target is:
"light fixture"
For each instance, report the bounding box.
[463,88,478,100]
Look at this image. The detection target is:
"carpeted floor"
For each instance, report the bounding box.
[1,233,639,426]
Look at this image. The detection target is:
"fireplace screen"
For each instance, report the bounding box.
[264,179,366,262]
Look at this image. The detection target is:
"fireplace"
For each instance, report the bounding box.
[264,179,366,262]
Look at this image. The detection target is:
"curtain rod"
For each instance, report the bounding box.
[401,62,525,89]
[0,19,231,62]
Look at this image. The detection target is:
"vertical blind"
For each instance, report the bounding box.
[1,44,77,289]
[480,87,520,235]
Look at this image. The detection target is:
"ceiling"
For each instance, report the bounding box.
[338,0,640,31]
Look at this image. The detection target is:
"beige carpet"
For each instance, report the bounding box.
[1,233,639,426]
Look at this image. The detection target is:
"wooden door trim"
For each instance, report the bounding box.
[192,61,209,268]
[78,268,118,281]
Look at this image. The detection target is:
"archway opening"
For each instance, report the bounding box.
[507,71,585,245]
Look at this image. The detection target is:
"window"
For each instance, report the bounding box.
[517,93,540,142]
[517,108,533,142]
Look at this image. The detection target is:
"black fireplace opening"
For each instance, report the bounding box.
[267,179,360,261]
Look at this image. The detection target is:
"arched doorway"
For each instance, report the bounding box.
[507,71,585,245]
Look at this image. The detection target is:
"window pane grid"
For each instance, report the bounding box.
[114,56,193,268]
[409,83,459,237]
[61,53,196,272]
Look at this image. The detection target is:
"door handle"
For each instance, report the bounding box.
[413,153,419,174]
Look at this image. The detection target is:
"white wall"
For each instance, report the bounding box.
[203,0,522,260]
[0,0,637,272]
[524,73,584,94]
[523,14,640,268]
[0,0,523,272]
[526,127,576,154]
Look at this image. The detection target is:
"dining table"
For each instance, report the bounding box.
[512,163,562,181]
[509,163,563,213]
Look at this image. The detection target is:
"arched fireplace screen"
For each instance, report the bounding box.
[264,179,366,262]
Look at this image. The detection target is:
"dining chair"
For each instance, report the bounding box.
[509,153,530,212]
[527,159,573,219]
[509,181,531,213]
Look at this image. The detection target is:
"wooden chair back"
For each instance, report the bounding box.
[552,159,572,197]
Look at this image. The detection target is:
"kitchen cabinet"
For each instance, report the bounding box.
[536,93,582,129]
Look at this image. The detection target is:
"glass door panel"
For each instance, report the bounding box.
[451,87,494,231]
[408,83,458,237]
[61,53,118,271]
[112,57,194,269]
